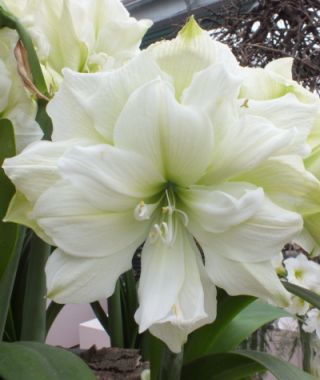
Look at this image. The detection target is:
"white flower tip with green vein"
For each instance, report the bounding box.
[179,15,203,40]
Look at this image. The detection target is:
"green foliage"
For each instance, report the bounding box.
[0,119,16,279]
[0,341,96,380]
[184,295,254,363]
[206,300,290,354]
[181,350,316,380]
[181,352,264,380]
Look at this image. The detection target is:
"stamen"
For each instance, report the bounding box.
[160,221,173,245]
[134,201,149,221]
[149,224,161,243]
[175,208,189,226]
[134,200,158,221]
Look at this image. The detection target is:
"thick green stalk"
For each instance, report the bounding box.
[0,227,25,340]
[120,270,139,348]
[46,301,64,336]
[107,280,124,347]
[299,322,312,374]
[20,234,50,342]
[158,346,184,380]
[90,302,110,336]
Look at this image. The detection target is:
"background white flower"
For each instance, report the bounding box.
[284,254,320,292]
[3,0,152,92]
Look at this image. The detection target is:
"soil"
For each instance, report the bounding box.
[74,346,149,380]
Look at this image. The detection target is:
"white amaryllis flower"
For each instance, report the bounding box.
[3,0,152,92]
[0,28,42,151]
[4,18,317,352]
[284,254,320,292]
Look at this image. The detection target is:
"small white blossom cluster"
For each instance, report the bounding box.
[280,253,320,337]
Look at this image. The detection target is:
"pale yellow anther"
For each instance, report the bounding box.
[172,304,178,316]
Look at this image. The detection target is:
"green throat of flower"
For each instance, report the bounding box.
[134,182,188,247]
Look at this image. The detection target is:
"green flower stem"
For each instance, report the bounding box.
[299,322,312,374]
[90,301,110,336]
[46,301,64,336]
[0,226,25,340]
[158,346,184,380]
[121,270,139,348]
[108,280,124,348]
[20,234,50,342]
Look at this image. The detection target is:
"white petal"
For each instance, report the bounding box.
[46,248,133,303]
[189,196,302,262]
[47,53,166,143]
[200,115,293,184]
[236,155,320,215]
[181,64,242,134]
[148,17,238,99]
[72,0,152,68]
[135,220,187,332]
[304,213,320,249]
[3,140,72,203]
[266,58,293,79]
[148,242,217,353]
[204,254,290,306]
[114,79,214,185]
[240,61,319,103]
[180,183,264,233]
[240,93,318,156]
[58,145,164,212]
[4,192,53,245]
[33,181,149,258]
[305,144,320,179]
[294,228,320,256]
[48,0,87,73]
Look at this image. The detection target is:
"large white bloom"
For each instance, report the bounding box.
[4,19,318,352]
[0,28,42,151]
[3,0,152,92]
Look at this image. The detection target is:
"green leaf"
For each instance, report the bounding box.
[181,352,264,380]
[208,300,290,354]
[0,120,26,340]
[181,350,316,380]
[236,350,316,380]
[20,234,50,342]
[184,295,254,363]
[158,347,183,380]
[36,99,53,140]
[46,302,64,335]
[90,301,109,336]
[0,226,25,340]
[140,331,166,380]
[120,270,139,348]
[282,281,320,310]
[0,341,96,380]
[107,279,124,347]
[0,119,17,279]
